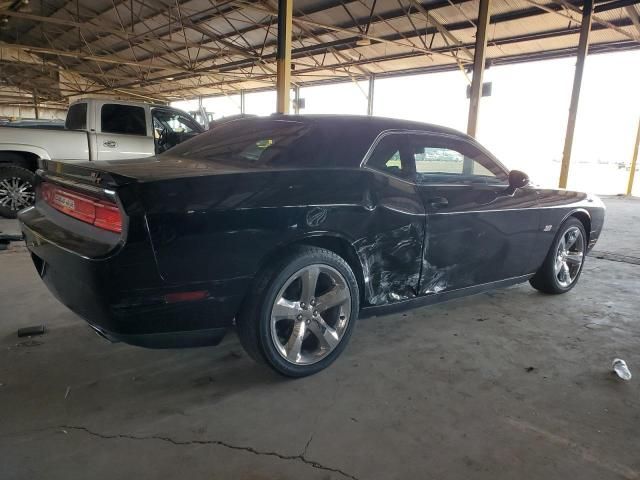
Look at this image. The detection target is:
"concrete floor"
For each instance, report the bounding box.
[1,197,639,480]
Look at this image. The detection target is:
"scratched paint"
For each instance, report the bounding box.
[355,224,422,305]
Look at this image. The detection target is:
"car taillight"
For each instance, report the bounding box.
[40,182,122,233]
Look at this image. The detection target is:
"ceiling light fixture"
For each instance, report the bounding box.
[19,0,32,13]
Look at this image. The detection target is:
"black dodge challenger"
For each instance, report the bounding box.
[18,115,605,377]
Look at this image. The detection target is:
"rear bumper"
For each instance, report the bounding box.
[89,324,226,349]
[20,210,249,349]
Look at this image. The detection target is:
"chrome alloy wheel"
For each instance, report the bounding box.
[270,264,352,365]
[0,177,35,211]
[554,226,585,288]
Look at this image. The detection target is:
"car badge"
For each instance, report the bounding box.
[306,207,327,227]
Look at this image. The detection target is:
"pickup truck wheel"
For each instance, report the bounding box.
[0,166,36,218]
[236,246,359,378]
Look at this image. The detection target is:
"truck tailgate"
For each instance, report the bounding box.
[0,127,91,160]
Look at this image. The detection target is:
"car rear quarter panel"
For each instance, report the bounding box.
[139,168,425,307]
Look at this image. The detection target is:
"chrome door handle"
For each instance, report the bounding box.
[428,197,449,209]
[103,140,117,148]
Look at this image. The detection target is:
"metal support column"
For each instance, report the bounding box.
[240,90,245,114]
[33,91,39,119]
[367,75,375,116]
[466,0,491,138]
[276,0,293,114]
[626,117,640,196]
[559,0,594,188]
[293,85,300,114]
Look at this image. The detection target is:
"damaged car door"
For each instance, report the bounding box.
[360,132,426,306]
[407,132,540,294]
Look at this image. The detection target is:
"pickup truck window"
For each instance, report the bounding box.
[101,104,147,136]
[65,103,87,130]
[153,110,200,135]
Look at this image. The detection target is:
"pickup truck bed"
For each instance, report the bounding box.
[0,97,203,218]
[0,127,91,161]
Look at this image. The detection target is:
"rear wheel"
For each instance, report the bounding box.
[236,246,359,377]
[530,217,587,294]
[0,165,36,218]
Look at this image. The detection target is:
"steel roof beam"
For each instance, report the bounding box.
[115,15,634,98]
[72,0,472,75]
[594,0,640,12]
[0,10,231,55]
[75,1,633,96]
[548,0,639,41]
[210,3,568,74]
[624,4,640,34]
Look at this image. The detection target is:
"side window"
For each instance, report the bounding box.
[65,103,87,130]
[153,110,200,135]
[173,113,199,134]
[101,104,147,136]
[366,134,411,178]
[409,134,507,184]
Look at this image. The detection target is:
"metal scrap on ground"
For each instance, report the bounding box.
[17,325,46,337]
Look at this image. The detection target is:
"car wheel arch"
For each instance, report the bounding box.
[562,208,591,244]
[254,232,366,306]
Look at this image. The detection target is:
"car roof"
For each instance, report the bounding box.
[266,114,466,138]
[166,113,501,174]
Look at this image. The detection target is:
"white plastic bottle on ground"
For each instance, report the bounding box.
[612,359,632,380]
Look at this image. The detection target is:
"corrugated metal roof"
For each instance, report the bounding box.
[0,0,638,103]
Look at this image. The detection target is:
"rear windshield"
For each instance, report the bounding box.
[65,103,87,130]
[167,118,373,168]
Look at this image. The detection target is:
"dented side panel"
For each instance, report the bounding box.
[354,173,425,305]
[418,185,540,293]
[139,168,426,308]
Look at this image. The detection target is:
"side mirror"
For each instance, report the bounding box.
[507,170,529,194]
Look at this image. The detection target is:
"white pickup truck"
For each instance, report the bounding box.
[0,98,203,217]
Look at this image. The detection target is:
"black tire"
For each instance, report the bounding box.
[236,246,360,378]
[0,165,36,218]
[530,217,587,294]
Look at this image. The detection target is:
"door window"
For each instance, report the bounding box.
[101,104,147,136]
[409,134,507,184]
[153,110,200,135]
[365,133,412,179]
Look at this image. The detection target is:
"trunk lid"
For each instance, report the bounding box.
[41,155,268,186]
[40,158,138,188]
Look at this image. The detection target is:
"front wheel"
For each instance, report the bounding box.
[0,165,36,218]
[530,217,587,294]
[236,246,359,377]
